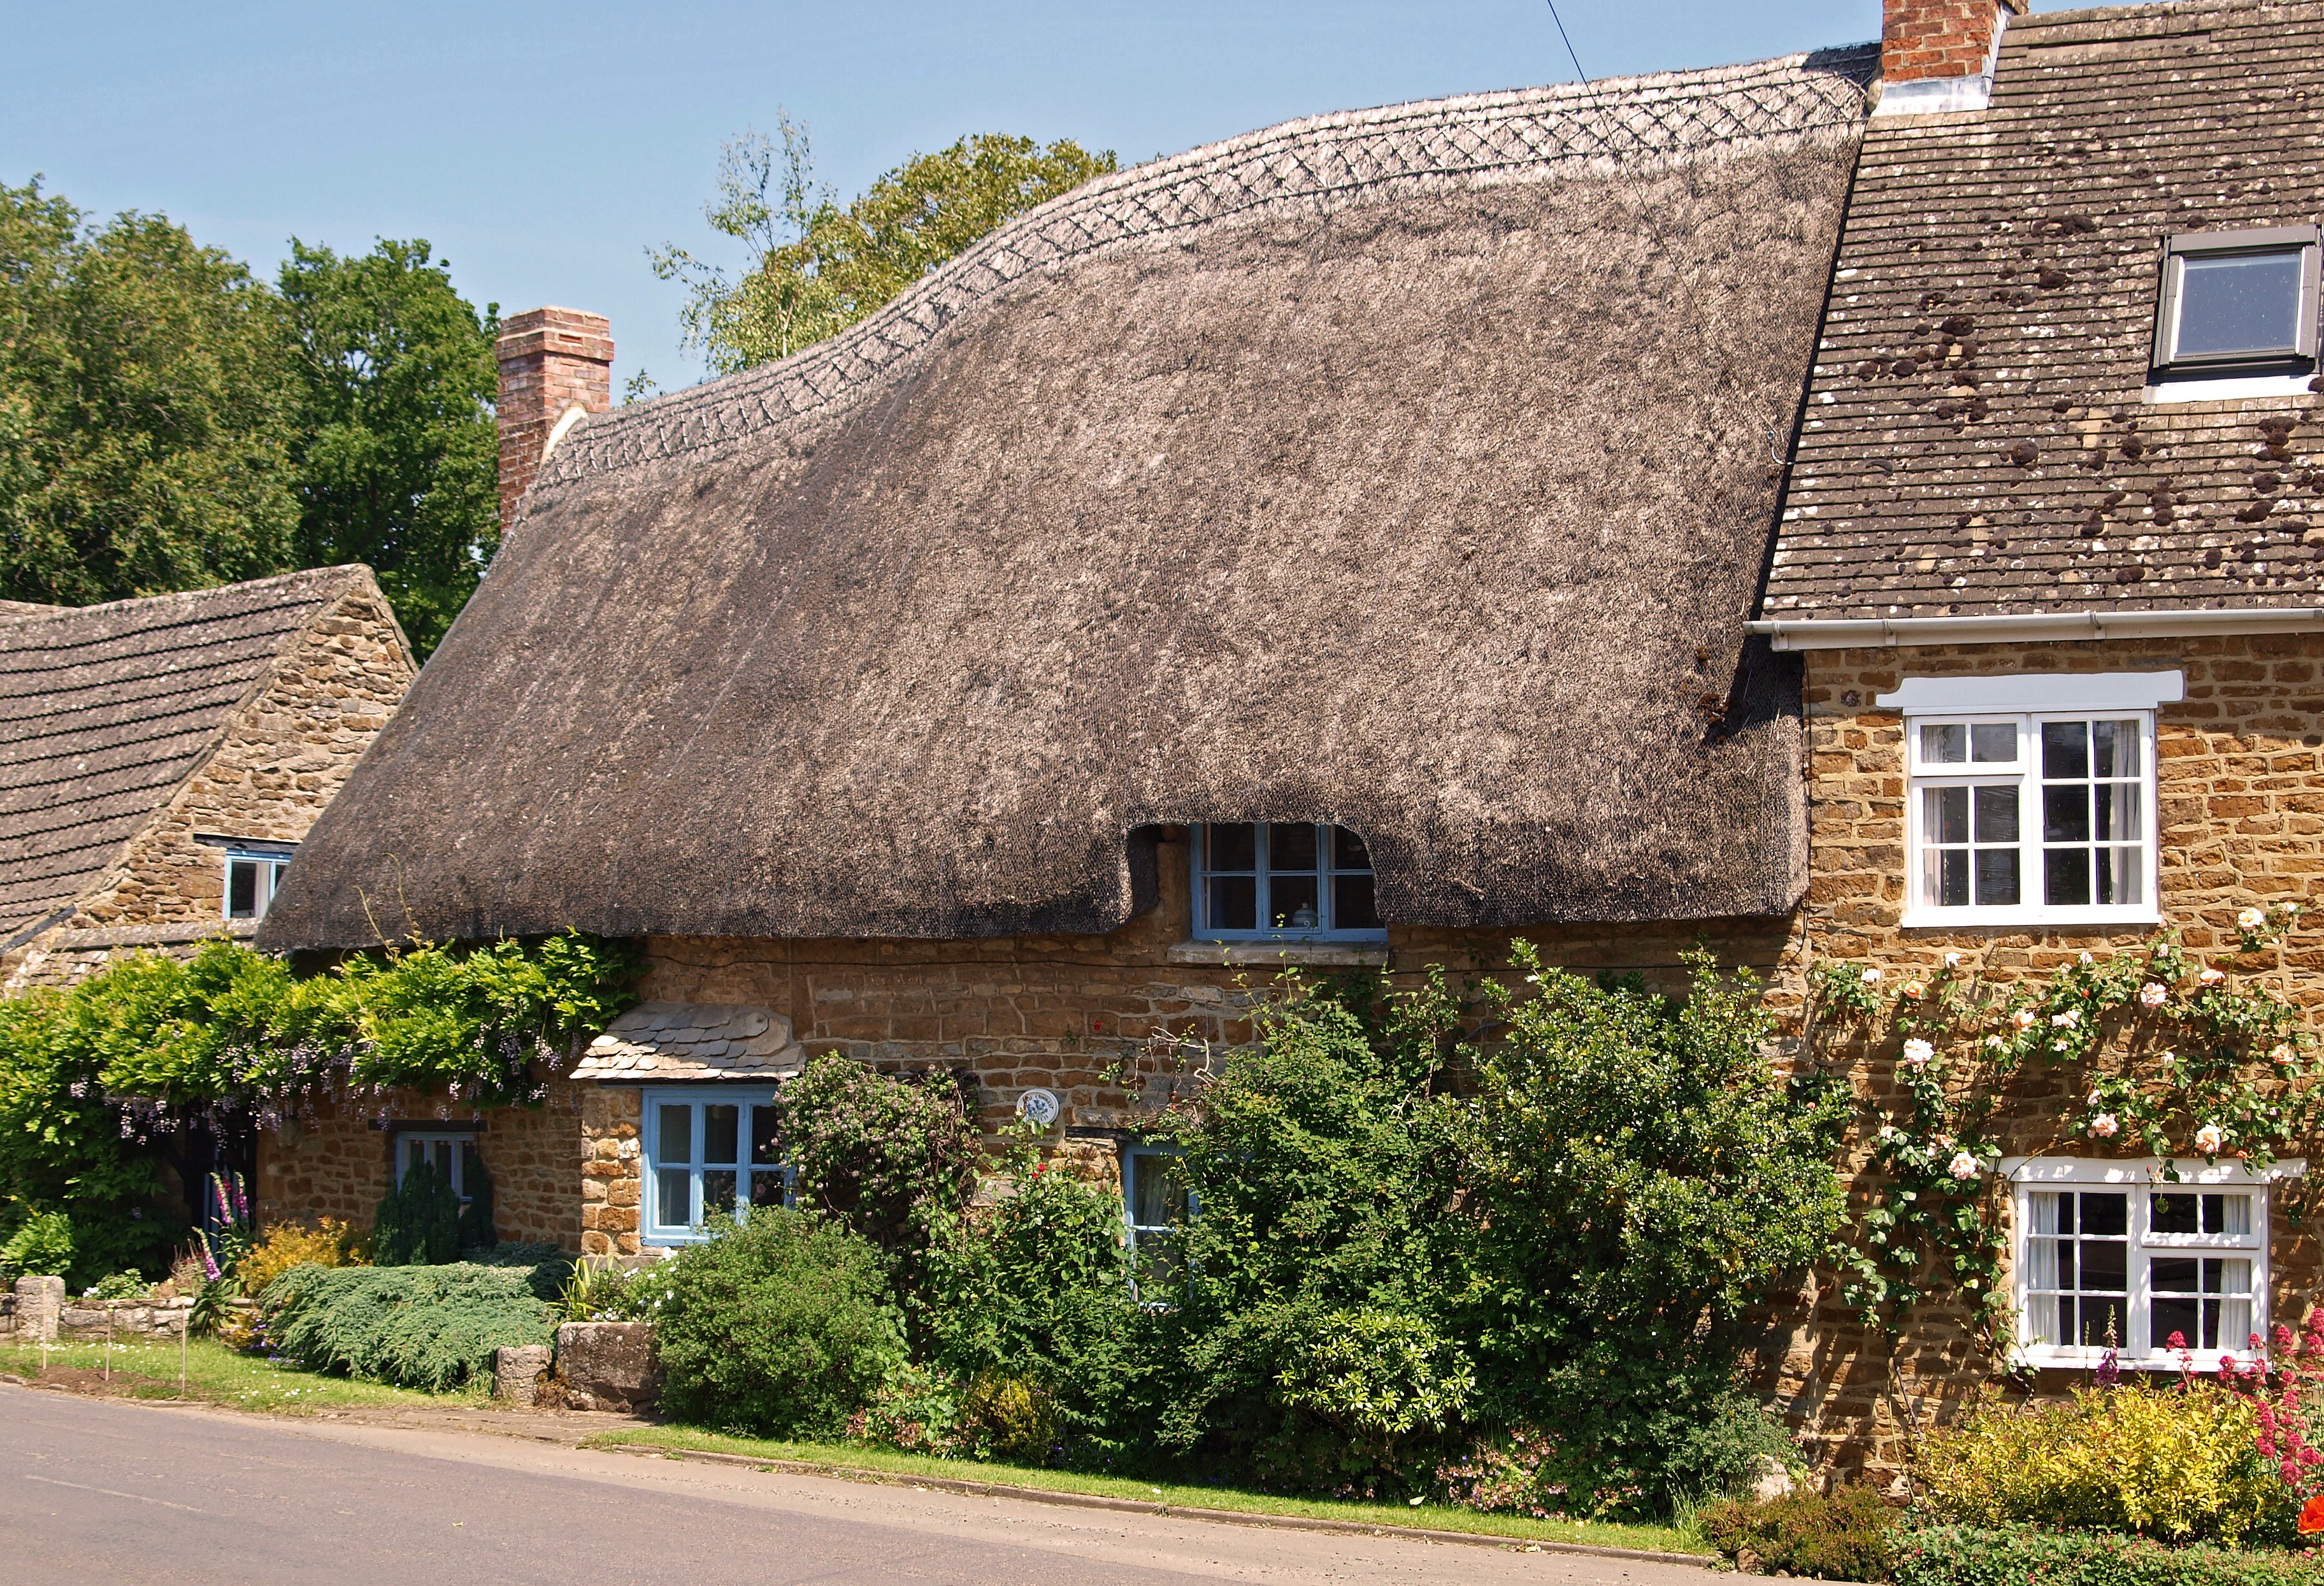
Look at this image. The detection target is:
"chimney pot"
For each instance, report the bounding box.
[496,307,613,529]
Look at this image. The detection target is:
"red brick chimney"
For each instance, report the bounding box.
[1876,0,2027,115]
[496,307,613,528]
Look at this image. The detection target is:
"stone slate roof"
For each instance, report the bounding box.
[570,1003,807,1082]
[1765,0,2324,622]
[260,51,1873,950]
[0,568,373,945]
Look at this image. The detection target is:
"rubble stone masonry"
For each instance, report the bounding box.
[1766,633,2324,1480]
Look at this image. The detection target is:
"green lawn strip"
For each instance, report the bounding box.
[583,1425,1703,1557]
[3,1337,480,1412]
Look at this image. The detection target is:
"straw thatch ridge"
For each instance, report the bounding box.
[541,46,1876,488]
[260,55,1867,952]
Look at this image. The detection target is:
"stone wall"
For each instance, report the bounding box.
[1763,632,2324,1480]
[254,1075,590,1250]
[4,583,415,989]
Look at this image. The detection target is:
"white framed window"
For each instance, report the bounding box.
[1122,1145,1192,1298]
[2006,1157,2298,1369]
[396,1131,482,1203]
[642,1087,791,1244]
[1191,823,1385,941]
[1883,674,2178,928]
[2152,226,2320,376]
[224,847,292,920]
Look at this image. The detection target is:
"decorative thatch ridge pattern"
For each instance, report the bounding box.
[543,47,1876,486]
[261,54,1869,951]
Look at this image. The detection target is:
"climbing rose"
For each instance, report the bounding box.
[1944,951,1962,971]
[2196,1122,2227,1155]
[2139,982,2167,1008]
[2012,1008,2038,1031]
[2051,1009,2081,1029]
[2274,1043,2297,1064]
[2090,1113,2120,1139]
[1861,967,1882,985]
[1948,1152,1979,1180]
[2200,967,2226,987]
[1902,1038,1936,1069]
[1900,981,1925,1001]
[2241,907,2267,931]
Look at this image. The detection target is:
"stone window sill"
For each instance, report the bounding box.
[1166,940,1388,969]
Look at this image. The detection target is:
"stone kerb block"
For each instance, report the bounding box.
[554,1321,661,1412]
[494,1343,554,1404]
[12,1276,64,1342]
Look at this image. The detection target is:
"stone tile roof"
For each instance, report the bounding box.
[0,568,370,943]
[570,1002,807,1083]
[1765,1,2324,622]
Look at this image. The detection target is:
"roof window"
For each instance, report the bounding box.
[2152,227,2319,377]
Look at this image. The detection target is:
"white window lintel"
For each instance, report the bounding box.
[1877,671,2186,715]
[2002,1155,2306,1186]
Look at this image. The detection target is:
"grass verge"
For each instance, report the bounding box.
[581,1424,1704,1556]
[3,1336,481,1413]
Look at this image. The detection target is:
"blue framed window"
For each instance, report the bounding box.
[1191,823,1384,941]
[1122,1145,1193,1298]
[642,1087,792,1244]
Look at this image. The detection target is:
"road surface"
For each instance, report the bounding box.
[0,1385,1726,1585]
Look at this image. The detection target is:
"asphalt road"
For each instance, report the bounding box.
[0,1386,1727,1585]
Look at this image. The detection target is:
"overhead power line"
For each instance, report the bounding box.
[1546,0,1588,83]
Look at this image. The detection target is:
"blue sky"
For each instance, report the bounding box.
[6,2,2081,393]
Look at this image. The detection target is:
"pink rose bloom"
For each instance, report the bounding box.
[1860,967,1882,985]
[2139,982,2167,1008]
[1902,1038,1935,1069]
[2052,1010,2081,1029]
[2090,1113,2120,1139]
[1948,1152,1979,1180]
[2012,1008,2038,1031]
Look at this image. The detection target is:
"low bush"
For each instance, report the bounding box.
[1699,1487,1899,1580]
[652,1206,903,1438]
[1892,1523,2324,1586]
[82,1270,150,1301]
[1,1209,75,1280]
[236,1218,364,1299]
[371,1159,460,1266]
[259,1262,557,1392]
[1916,1380,2289,1547]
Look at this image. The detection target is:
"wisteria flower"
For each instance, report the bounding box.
[2241,907,2268,931]
[2090,1113,2120,1139]
[1861,967,1883,985]
[2012,1008,2039,1031]
[1901,981,1926,1001]
[2139,982,2168,1008]
[2196,1122,2227,1155]
[1948,1152,1980,1180]
[1902,1038,1936,1069]
[2200,967,2226,987]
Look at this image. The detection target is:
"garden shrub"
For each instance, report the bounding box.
[652,1206,903,1438]
[371,1159,460,1266]
[1699,1487,1899,1580]
[260,1262,557,1391]
[236,1217,364,1297]
[1916,1380,2290,1547]
[781,1055,979,1320]
[0,1209,75,1278]
[1892,1523,2324,1586]
[83,1270,150,1301]
[1144,950,1842,1512]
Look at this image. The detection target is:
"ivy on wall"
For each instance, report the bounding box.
[1809,905,2314,1347]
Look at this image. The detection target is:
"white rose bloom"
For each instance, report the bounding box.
[1902,1038,1935,1068]
[2195,1123,2227,1155]
[2240,908,2267,931]
[1861,967,1882,985]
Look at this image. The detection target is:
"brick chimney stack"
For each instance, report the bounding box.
[495,307,613,528]
[1877,0,2027,116]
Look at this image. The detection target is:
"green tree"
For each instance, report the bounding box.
[652,116,1116,373]
[278,239,500,656]
[0,178,298,606]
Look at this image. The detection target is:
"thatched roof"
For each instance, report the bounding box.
[261,50,1873,951]
[1,568,383,945]
[1767,1,2324,620]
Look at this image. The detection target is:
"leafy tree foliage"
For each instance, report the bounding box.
[278,239,500,655]
[652,115,1116,372]
[0,178,298,606]
[0,180,500,654]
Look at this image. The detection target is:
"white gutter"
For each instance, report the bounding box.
[1746,608,2324,651]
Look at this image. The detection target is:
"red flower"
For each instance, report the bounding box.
[2301,1495,2324,1535]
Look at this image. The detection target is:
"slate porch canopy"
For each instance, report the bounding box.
[261,50,1876,952]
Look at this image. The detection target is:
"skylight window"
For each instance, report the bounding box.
[2153,227,2319,375]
